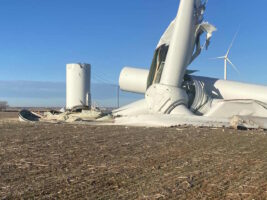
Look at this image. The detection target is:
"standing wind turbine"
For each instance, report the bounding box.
[213,30,240,80]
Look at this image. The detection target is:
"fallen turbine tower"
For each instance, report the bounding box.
[113,0,267,129]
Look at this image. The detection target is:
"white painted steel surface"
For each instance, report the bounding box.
[193,76,267,103]
[66,63,91,110]
[160,0,196,87]
[118,69,267,104]
[119,67,149,94]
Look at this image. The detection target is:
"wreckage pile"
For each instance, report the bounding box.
[19,108,113,124]
[18,0,267,130]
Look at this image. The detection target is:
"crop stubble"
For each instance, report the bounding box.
[1,112,267,199]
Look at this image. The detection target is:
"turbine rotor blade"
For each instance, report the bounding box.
[226,27,240,56]
[226,58,240,74]
[209,56,225,60]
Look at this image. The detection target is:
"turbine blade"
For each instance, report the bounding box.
[226,27,240,56]
[209,56,225,60]
[227,58,240,74]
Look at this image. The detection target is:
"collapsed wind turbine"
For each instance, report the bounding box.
[113,0,267,129]
[213,30,240,80]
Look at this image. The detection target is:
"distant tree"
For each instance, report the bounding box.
[0,101,8,111]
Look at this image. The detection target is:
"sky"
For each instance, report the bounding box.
[0,0,267,107]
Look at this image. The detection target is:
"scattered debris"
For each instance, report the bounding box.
[18,108,112,124]
[18,110,42,122]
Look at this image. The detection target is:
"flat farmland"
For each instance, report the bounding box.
[1,112,267,199]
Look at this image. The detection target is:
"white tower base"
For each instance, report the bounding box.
[66,63,91,110]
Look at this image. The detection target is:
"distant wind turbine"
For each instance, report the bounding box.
[212,29,240,80]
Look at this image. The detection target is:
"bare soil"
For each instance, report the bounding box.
[1,111,267,199]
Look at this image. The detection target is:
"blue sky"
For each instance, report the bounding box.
[0,0,267,106]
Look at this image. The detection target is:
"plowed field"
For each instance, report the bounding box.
[1,112,267,199]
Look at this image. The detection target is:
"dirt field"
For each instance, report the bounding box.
[1,112,267,199]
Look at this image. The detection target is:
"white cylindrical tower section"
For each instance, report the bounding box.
[66,63,91,110]
[193,76,267,104]
[119,67,149,94]
[160,0,196,87]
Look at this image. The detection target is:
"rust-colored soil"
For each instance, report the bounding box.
[1,112,267,199]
